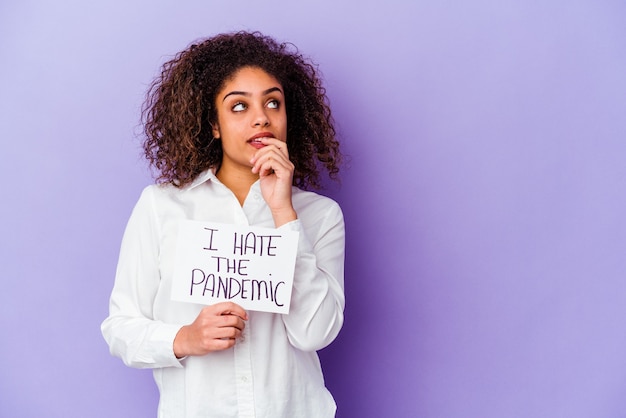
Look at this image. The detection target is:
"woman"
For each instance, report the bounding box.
[101,31,345,418]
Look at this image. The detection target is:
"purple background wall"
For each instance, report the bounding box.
[1,1,625,417]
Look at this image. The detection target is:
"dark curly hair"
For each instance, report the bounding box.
[141,31,341,189]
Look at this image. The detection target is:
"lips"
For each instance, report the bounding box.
[248,132,273,148]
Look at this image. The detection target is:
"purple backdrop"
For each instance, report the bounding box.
[1,1,625,417]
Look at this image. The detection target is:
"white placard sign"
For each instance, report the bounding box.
[171,220,299,314]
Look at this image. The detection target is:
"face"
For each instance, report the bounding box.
[212,66,287,175]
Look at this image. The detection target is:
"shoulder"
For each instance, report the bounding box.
[130,182,190,221]
[137,182,192,205]
[292,188,344,223]
[140,170,217,203]
[293,187,340,208]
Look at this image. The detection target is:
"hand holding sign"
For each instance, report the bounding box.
[172,221,299,314]
[173,302,248,357]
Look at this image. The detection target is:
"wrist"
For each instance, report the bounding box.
[173,326,189,358]
[271,207,297,228]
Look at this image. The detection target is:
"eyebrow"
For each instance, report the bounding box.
[222,87,283,102]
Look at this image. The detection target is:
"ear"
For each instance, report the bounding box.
[211,122,220,139]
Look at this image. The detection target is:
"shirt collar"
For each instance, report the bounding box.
[185,167,262,192]
[186,168,218,190]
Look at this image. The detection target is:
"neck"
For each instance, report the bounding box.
[216,164,259,206]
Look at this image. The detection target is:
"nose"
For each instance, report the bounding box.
[252,105,270,127]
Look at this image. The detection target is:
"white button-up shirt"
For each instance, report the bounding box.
[101,169,345,418]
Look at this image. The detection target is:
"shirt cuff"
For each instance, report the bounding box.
[277,219,313,254]
[148,323,186,368]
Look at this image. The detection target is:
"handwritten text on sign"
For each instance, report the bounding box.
[171,220,299,314]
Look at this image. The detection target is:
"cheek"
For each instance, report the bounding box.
[279,113,288,140]
[215,115,239,138]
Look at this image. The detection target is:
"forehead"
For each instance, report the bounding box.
[218,66,283,96]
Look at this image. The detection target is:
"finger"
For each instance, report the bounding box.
[259,137,288,155]
[256,153,293,177]
[210,338,237,351]
[217,315,246,331]
[214,326,242,340]
[213,301,248,320]
[252,148,289,173]
[257,156,276,177]
[250,140,289,166]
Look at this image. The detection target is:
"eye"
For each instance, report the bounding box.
[266,99,280,109]
[232,102,247,112]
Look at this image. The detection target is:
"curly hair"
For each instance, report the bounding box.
[141,31,341,189]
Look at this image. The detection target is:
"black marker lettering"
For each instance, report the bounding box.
[202,228,219,251]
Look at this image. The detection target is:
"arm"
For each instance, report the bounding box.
[252,138,346,351]
[100,187,183,369]
[279,203,345,352]
[101,187,249,367]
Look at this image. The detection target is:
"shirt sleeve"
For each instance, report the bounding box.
[279,201,345,352]
[101,187,183,369]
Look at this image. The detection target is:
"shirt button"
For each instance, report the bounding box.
[241,376,248,382]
